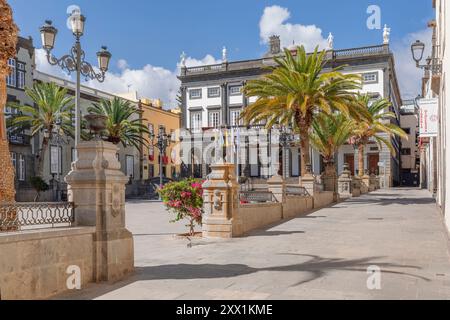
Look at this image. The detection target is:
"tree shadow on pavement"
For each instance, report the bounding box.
[58,253,429,300]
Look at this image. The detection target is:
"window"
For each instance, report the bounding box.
[207,87,220,98]
[189,89,202,100]
[17,62,25,89]
[50,146,62,174]
[10,152,16,172]
[401,148,412,156]
[190,112,202,131]
[126,155,134,178]
[18,154,25,181]
[362,72,378,84]
[229,85,242,96]
[208,111,220,128]
[6,58,16,87]
[231,110,241,126]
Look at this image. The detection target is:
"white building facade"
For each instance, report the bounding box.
[178,37,403,186]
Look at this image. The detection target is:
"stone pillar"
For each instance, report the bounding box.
[352,176,362,197]
[338,163,353,200]
[65,141,134,282]
[321,163,337,193]
[361,170,370,194]
[202,162,242,238]
[301,164,316,196]
[369,174,377,192]
[267,175,285,204]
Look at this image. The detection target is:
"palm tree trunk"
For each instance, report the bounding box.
[38,137,49,177]
[358,144,365,177]
[299,129,311,176]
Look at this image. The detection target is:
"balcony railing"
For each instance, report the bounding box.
[0,202,75,232]
[239,191,278,204]
[332,45,389,59]
[8,133,31,145]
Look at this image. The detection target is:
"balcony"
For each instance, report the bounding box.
[8,133,31,145]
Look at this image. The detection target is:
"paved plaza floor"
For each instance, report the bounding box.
[58,188,450,300]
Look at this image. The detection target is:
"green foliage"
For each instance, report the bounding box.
[88,97,150,149]
[29,177,50,202]
[158,179,204,236]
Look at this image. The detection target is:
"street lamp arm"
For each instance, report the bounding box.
[80,60,106,83]
[45,49,77,74]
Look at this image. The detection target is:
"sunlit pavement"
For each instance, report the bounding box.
[58,188,450,300]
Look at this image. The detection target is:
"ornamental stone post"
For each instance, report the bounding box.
[369,174,377,192]
[338,163,353,200]
[0,0,18,204]
[65,141,134,282]
[301,164,316,196]
[361,170,370,194]
[267,174,286,204]
[352,176,362,197]
[202,162,242,238]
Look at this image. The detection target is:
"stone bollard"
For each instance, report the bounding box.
[338,163,353,200]
[202,162,242,238]
[65,141,134,282]
[352,176,362,197]
[361,171,370,194]
[301,164,316,196]
[369,174,377,192]
[267,174,286,204]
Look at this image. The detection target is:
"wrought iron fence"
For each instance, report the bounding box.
[285,185,309,197]
[0,202,75,232]
[239,191,278,204]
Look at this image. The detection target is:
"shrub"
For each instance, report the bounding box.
[158,179,204,236]
[30,176,50,202]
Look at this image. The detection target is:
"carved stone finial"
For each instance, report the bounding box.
[180,51,187,68]
[222,46,227,63]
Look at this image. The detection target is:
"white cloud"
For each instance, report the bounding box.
[259,5,328,51]
[391,28,432,99]
[36,48,221,109]
[35,48,72,80]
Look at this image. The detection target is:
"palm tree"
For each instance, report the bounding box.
[241,46,368,176]
[88,97,150,149]
[350,94,407,177]
[310,112,354,174]
[10,82,74,176]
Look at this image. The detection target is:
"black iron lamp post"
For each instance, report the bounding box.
[150,126,173,197]
[279,127,297,178]
[39,12,111,151]
[411,40,442,73]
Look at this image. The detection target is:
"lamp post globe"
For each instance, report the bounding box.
[411,40,425,65]
[70,12,86,38]
[39,20,57,51]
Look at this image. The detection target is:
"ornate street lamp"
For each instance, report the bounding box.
[39,12,111,152]
[411,39,442,73]
[278,127,297,179]
[150,126,173,198]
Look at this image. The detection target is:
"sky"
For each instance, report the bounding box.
[9,0,435,108]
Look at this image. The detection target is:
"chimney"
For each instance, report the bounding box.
[269,35,281,55]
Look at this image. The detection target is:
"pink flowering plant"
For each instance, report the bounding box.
[158,179,204,236]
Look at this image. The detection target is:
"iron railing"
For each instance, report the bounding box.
[285,185,309,197]
[0,202,75,232]
[239,191,278,204]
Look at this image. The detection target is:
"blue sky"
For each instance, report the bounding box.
[9,0,435,105]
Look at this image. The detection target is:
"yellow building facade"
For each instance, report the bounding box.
[140,99,181,180]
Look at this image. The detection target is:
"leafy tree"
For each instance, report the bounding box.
[349,94,408,177]
[9,82,74,176]
[241,46,368,176]
[88,97,149,149]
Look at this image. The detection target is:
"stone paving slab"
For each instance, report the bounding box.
[57,188,450,300]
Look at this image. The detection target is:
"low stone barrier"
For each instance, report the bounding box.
[239,202,283,234]
[0,227,95,300]
[313,191,335,209]
[283,196,314,219]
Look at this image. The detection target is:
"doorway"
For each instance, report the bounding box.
[344,154,355,175]
[368,154,380,175]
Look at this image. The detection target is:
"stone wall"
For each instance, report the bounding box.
[0,227,95,300]
[239,203,283,234]
[313,191,335,209]
[283,196,314,219]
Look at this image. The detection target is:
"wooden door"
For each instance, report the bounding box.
[368,154,380,175]
[344,154,355,176]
